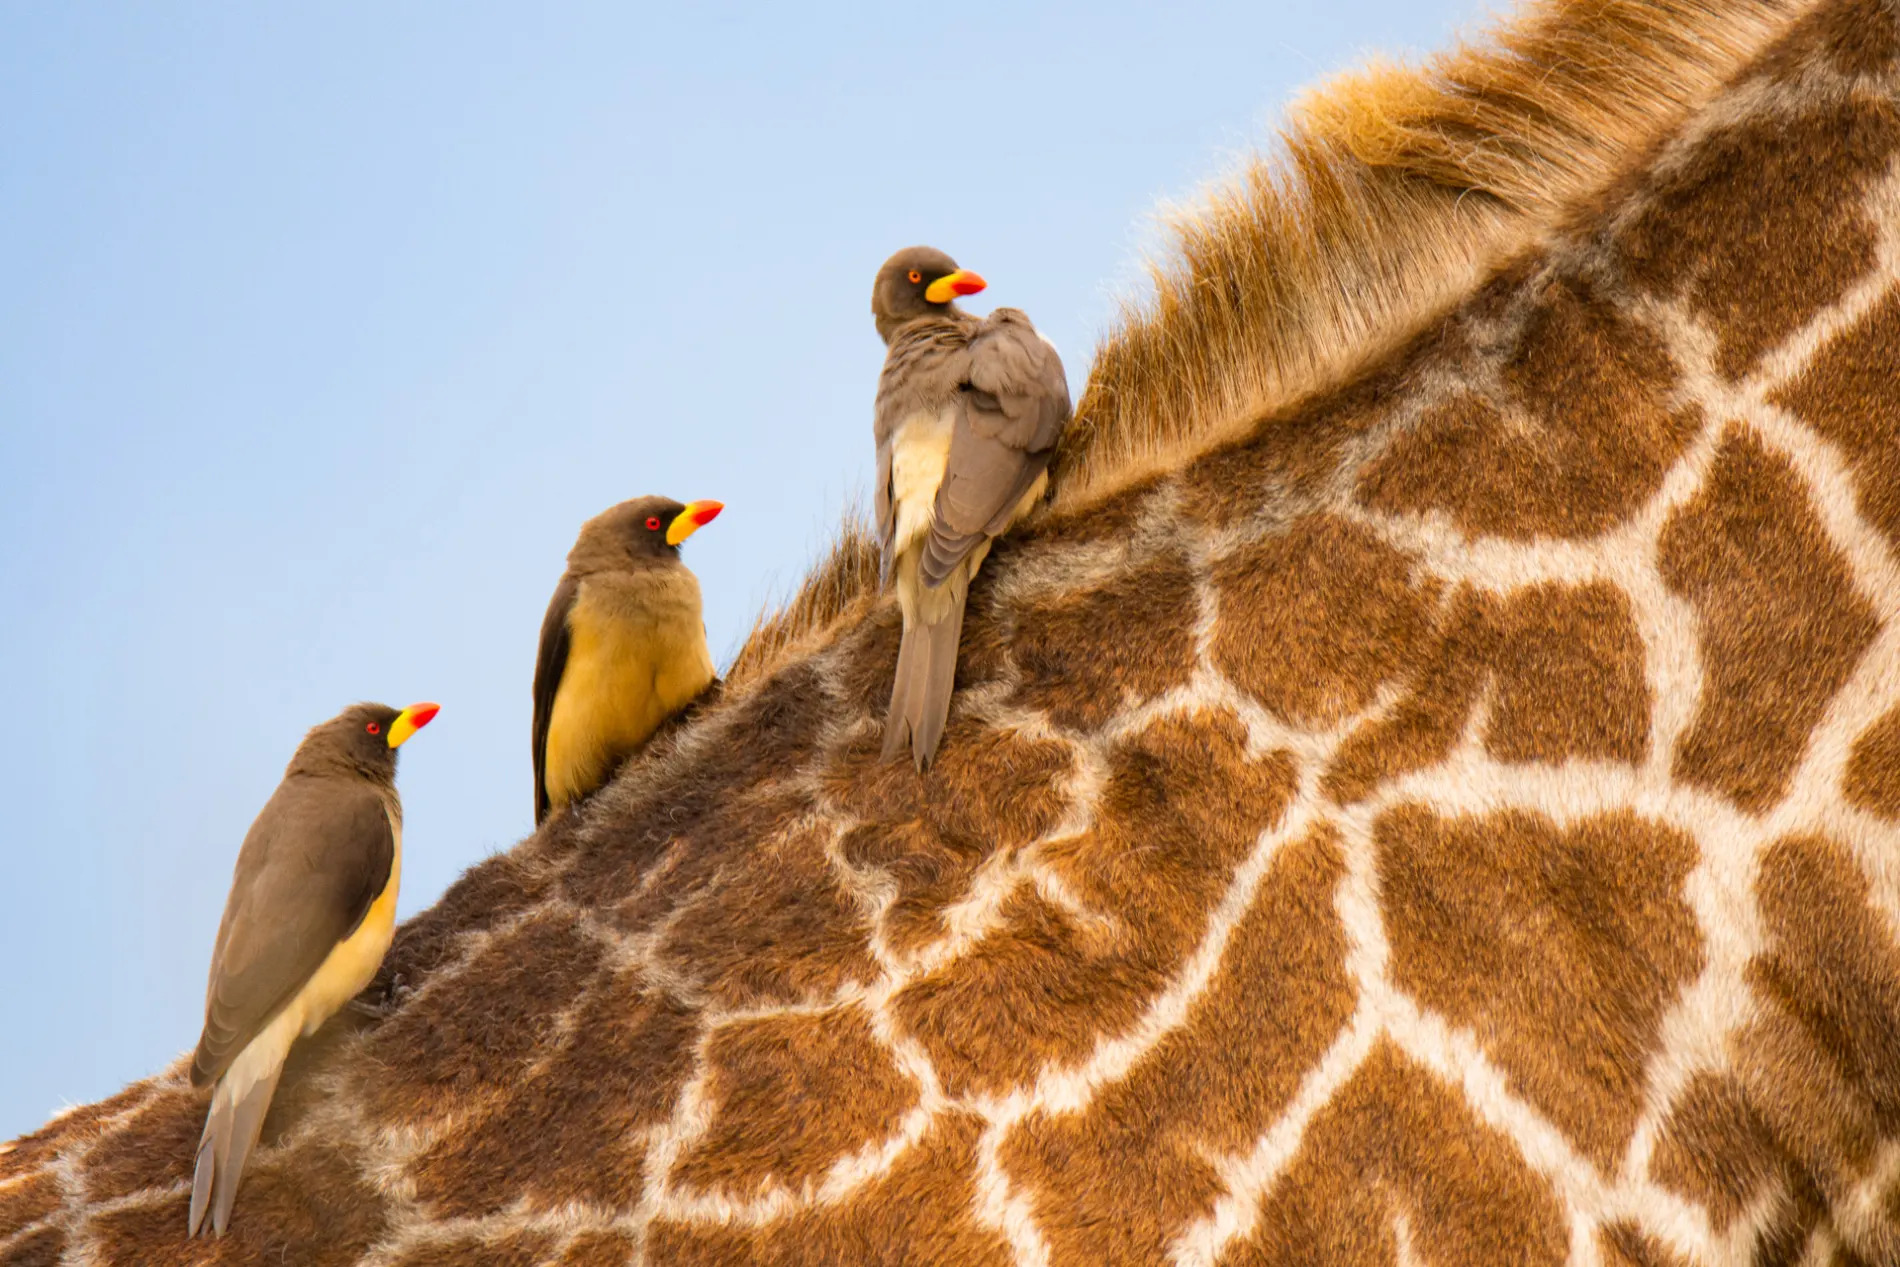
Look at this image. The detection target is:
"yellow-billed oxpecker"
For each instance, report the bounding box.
[532,496,722,823]
[188,699,439,1237]
[872,246,1072,770]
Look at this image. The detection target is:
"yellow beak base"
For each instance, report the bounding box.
[666,499,724,547]
[386,701,440,749]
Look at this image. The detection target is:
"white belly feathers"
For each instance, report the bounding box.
[889,405,957,558]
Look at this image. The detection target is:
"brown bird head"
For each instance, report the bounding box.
[566,495,724,575]
[871,246,988,344]
[291,701,439,782]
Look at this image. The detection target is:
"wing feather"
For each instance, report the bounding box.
[190,781,394,1086]
[921,311,1071,587]
[531,575,578,824]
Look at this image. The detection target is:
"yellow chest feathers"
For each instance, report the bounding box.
[544,569,713,811]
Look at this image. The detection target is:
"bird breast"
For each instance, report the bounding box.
[889,404,958,558]
[293,806,401,1039]
[543,569,713,810]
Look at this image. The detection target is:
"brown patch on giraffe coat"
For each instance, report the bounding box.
[1482,582,1651,764]
[831,724,1072,960]
[1211,515,1439,728]
[0,1082,157,1184]
[1002,823,1355,1263]
[1846,707,1900,821]
[388,1230,556,1267]
[1357,270,1701,538]
[1739,835,1900,1209]
[1622,92,1900,380]
[1226,1041,1568,1266]
[0,1229,63,1267]
[0,1228,64,1267]
[1008,548,1200,731]
[356,909,607,1122]
[1774,291,1900,556]
[1659,427,1878,813]
[0,1172,60,1232]
[648,1112,1011,1267]
[408,965,696,1218]
[673,1008,918,1198]
[558,1231,639,1267]
[1747,0,1900,83]
[380,847,557,991]
[1378,805,1703,1169]
[79,1084,202,1202]
[1648,1072,1782,1233]
[893,711,1297,1098]
[1599,1222,1692,1267]
[88,1142,386,1267]
[1323,581,1651,802]
[651,819,878,1011]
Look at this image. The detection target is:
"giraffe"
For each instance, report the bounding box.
[7,0,1900,1262]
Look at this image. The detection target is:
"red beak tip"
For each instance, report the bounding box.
[410,703,441,728]
[695,502,724,525]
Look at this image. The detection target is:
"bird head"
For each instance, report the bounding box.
[296,701,439,781]
[872,246,987,343]
[568,495,724,573]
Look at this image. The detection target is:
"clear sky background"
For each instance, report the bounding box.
[0,0,1492,1142]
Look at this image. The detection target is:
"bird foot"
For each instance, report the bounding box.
[347,972,412,1018]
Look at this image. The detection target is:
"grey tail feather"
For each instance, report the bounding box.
[881,614,923,764]
[187,1104,219,1236]
[881,593,967,771]
[189,1065,283,1237]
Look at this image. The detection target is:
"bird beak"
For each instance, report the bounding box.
[386,702,440,749]
[666,500,723,546]
[924,270,987,303]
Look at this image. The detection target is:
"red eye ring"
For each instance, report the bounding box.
[366,722,380,735]
[645,516,662,531]
[908,269,922,283]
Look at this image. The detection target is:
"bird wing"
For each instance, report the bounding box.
[920,309,1071,587]
[874,437,896,587]
[191,779,394,1086]
[531,574,578,824]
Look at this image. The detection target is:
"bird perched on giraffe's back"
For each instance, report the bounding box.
[872,245,1072,770]
[189,698,438,1238]
[532,495,723,823]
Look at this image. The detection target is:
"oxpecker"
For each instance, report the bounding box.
[188,699,438,1237]
[872,246,1072,769]
[532,495,722,822]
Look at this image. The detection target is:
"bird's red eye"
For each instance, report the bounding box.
[645,516,662,531]
[908,270,922,284]
[366,722,380,735]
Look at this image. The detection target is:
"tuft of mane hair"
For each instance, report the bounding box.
[727,0,1798,687]
[726,509,882,688]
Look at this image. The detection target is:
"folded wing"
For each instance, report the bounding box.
[921,309,1071,587]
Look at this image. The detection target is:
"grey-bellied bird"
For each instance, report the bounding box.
[188,700,438,1237]
[871,246,1072,770]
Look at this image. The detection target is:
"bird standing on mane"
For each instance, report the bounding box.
[872,246,1072,769]
[189,699,439,1237]
[532,495,723,823]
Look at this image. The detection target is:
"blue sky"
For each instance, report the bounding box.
[0,0,1490,1142]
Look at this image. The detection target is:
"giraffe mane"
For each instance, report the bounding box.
[726,0,1798,690]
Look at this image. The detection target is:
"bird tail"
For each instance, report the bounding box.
[881,581,968,771]
[188,1044,286,1236]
